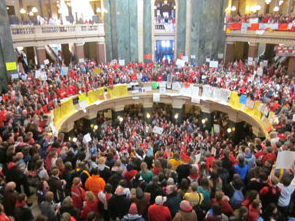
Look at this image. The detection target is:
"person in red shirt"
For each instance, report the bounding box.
[0,203,13,221]
[124,164,138,184]
[148,195,172,221]
[211,191,233,216]
[261,146,276,165]
[71,177,85,209]
[80,191,98,220]
[248,199,262,221]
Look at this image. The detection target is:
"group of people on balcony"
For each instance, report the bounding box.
[227,12,295,24]
[0,56,294,221]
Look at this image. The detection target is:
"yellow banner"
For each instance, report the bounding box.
[78,93,87,102]
[54,99,75,125]
[93,68,101,74]
[228,91,243,110]
[5,62,17,71]
[107,84,128,98]
[253,101,262,119]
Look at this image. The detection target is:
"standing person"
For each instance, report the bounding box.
[48,168,66,202]
[173,200,197,221]
[234,156,248,182]
[148,195,172,221]
[80,191,98,221]
[40,191,60,221]
[121,203,145,221]
[98,184,113,221]
[15,193,34,221]
[139,162,153,183]
[2,182,17,217]
[85,168,106,197]
[0,203,14,221]
[165,185,181,218]
[71,177,85,209]
[108,186,130,220]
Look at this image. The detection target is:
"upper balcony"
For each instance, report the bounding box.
[11,24,105,47]
[225,22,295,45]
[154,23,175,40]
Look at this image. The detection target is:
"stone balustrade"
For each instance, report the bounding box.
[10,24,105,47]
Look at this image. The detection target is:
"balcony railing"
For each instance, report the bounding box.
[10,24,105,44]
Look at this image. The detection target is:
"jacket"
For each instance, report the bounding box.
[40,201,57,221]
[85,175,106,197]
[148,204,172,221]
[108,194,130,219]
[3,189,17,216]
[48,176,65,202]
[244,154,256,170]
[165,192,182,217]
[173,210,197,221]
[81,200,98,220]
[71,185,85,208]
[15,205,34,221]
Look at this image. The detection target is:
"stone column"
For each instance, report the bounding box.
[61,44,71,66]
[96,42,106,64]
[287,57,295,75]
[172,99,185,125]
[200,111,213,132]
[248,43,258,59]
[225,42,235,64]
[112,105,124,127]
[75,43,85,63]
[185,0,192,61]
[143,101,153,123]
[36,46,46,65]
[137,0,144,63]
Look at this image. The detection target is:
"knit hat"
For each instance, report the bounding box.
[167,177,174,185]
[136,187,144,199]
[180,200,192,212]
[129,203,138,215]
[155,195,167,205]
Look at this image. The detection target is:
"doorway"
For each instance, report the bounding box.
[155,40,174,63]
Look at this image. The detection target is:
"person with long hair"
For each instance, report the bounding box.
[80,191,98,221]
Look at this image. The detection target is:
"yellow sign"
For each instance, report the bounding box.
[93,68,101,74]
[5,62,17,71]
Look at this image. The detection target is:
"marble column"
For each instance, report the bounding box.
[61,44,71,66]
[25,47,35,66]
[176,0,186,58]
[172,108,182,125]
[248,43,258,59]
[0,0,17,90]
[96,43,106,64]
[185,0,192,60]
[143,0,152,63]
[287,57,295,75]
[102,0,113,61]
[225,42,235,64]
[75,43,84,63]
[137,0,144,63]
[112,110,124,126]
[36,46,46,65]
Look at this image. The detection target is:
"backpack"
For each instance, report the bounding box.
[230,182,244,209]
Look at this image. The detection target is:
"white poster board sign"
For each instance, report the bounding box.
[44,59,49,65]
[191,55,196,59]
[213,124,220,133]
[83,133,92,144]
[257,67,263,76]
[159,87,166,94]
[79,100,88,109]
[276,151,295,169]
[153,93,160,102]
[118,59,125,66]
[153,126,164,135]
[172,82,181,91]
[176,59,185,68]
[182,56,188,62]
[79,58,84,63]
[191,96,200,104]
[209,61,218,68]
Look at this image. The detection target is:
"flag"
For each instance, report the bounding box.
[144,53,152,60]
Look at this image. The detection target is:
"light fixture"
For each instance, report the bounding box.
[20,8,26,14]
[90,124,94,128]
[32,7,38,13]
[173,5,176,9]
[279,0,283,5]
[265,0,271,4]
[174,113,179,119]
[232,127,236,132]
[29,11,34,16]
[146,113,150,119]
[154,6,157,9]
[273,6,279,11]
[231,6,236,11]
[66,2,71,6]
[69,137,72,141]
[201,119,206,124]
[164,0,168,4]
[250,6,257,12]
[72,137,77,142]
[94,125,98,130]
[6,7,9,10]
[96,7,101,13]
[227,128,232,133]
[119,117,123,122]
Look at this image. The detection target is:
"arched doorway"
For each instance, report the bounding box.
[154,0,176,63]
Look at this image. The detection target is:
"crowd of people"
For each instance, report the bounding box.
[0,57,294,221]
[227,13,295,24]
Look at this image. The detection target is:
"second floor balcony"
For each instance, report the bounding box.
[11,24,105,47]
